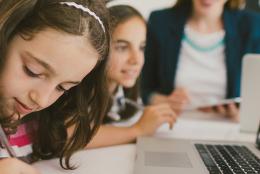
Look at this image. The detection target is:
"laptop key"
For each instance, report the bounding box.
[195,144,260,174]
[254,166,260,172]
[200,153,217,167]
[195,144,222,173]
[207,166,222,174]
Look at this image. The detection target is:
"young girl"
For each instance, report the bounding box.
[0,0,110,173]
[88,5,176,148]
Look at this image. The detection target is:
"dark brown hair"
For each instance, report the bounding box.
[104,5,145,123]
[174,0,245,10]
[0,0,110,169]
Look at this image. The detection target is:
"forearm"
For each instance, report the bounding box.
[86,125,140,149]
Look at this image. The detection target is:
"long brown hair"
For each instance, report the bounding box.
[104,5,145,123]
[0,0,110,169]
[174,0,245,10]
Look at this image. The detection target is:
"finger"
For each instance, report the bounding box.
[171,88,187,95]
[165,94,188,104]
[168,115,176,130]
[169,94,189,103]
[170,108,181,116]
[170,88,179,96]
[159,115,176,129]
[167,101,188,114]
[156,108,177,119]
[145,105,176,119]
[169,102,185,109]
[151,103,180,116]
[150,96,187,110]
[198,107,214,113]
[227,103,238,115]
[227,103,239,120]
[169,121,174,130]
[215,105,227,116]
[170,88,190,100]
[151,103,173,110]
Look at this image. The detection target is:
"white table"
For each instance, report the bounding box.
[33,144,136,174]
[33,111,257,174]
[156,111,256,142]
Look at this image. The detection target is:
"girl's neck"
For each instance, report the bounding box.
[188,10,224,34]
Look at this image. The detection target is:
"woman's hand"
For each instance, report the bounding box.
[0,158,40,174]
[150,88,190,115]
[199,103,239,122]
[132,103,177,136]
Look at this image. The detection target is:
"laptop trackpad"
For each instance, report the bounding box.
[145,151,192,168]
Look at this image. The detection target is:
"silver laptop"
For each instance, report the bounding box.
[134,135,260,174]
[240,54,260,133]
[134,54,260,174]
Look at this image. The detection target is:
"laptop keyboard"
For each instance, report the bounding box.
[195,144,260,174]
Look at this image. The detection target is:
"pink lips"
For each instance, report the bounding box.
[14,98,33,115]
[200,0,214,7]
[121,70,138,79]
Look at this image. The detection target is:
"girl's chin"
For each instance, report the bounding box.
[121,81,136,88]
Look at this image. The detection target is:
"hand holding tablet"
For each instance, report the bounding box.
[184,97,241,111]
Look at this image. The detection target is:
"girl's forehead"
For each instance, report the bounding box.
[114,17,145,34]
[15,28,99,82]
[112,18,146,42]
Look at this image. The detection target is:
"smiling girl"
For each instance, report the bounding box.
[88,5,177,148]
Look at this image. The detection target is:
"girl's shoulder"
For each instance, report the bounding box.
[226,9,260,27]
[9,121,37,146]
[7,120,38,157]
[224,9,260,38]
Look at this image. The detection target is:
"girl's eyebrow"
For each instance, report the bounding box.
[24,51,56,75]
[24,51,81,85]
[113,39,129,44]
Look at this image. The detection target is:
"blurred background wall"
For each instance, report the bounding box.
[107,0,177,19]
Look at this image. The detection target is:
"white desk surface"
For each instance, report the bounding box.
[33,111,256,174]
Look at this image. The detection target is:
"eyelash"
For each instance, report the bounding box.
[23,65,67,93]
[115,45,128,51]
[115,45,145,52]
[56,85,67,92]
[23,65,40,78]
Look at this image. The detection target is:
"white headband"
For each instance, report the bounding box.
[60,2,105,33]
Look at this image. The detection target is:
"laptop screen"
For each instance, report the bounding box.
[257,121,260,150]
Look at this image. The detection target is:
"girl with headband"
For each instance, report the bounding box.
[0,0,110,173]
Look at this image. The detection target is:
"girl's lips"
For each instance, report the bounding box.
[14,98,33,115]
[121,69,139,79]
[200,0,214,7]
